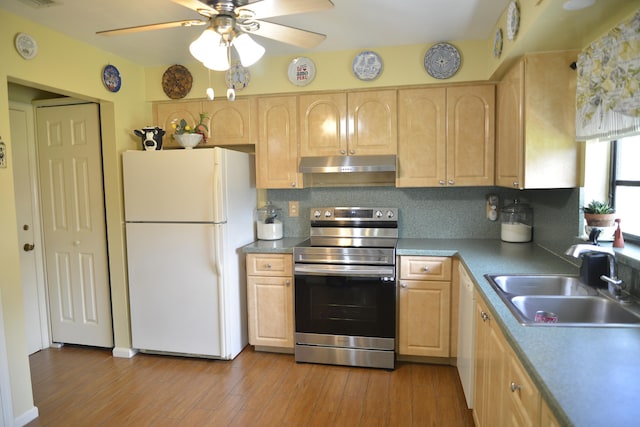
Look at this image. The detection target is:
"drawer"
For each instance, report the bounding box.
[399,256,452,281]
[246,253,293,276]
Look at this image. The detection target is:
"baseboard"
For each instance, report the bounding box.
[14,405,38,427]
[112,347,137,358]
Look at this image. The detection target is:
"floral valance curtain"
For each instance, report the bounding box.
[576,10,640,141]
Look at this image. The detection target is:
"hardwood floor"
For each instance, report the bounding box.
[26,345,474,426]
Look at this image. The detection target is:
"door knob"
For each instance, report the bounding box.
[24,243,35,251]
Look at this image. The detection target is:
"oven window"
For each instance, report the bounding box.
[295,274,396,339]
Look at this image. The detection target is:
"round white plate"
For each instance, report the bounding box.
[288,57,316,86]
[352,51,383,81]
[102,64,122,93]
[225,63,250,90]
[506,1,520,41]
[494,28,503,58]
[424,42,461,80]
[15,33,38,60]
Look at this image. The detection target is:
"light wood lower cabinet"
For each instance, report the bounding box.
[246,253,294,350]
[398,256,452,357]
[473,291,558,427]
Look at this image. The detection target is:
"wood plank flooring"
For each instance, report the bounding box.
[26,345,474,426]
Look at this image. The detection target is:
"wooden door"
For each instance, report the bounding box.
[256,96,302,188]
[36,103,113,348]
[202,98,252,145]
[153,101,203,149]
[398,279,451,357]
[10,102,48,354]
[299,92,347,157]
[397,88,447,187]
[446,85,495,186]
[246,276,294,348]
[348,90,397,156]
[496,60,524,188]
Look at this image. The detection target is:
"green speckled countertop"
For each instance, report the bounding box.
[243,237,640,426]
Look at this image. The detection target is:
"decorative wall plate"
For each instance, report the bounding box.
[15,33,38,60]
[494,28,503,58]
[352,51,383,81]
[162,64,192,99]
[424,42,461,79]
[225,63,250,90]
[506,1,520,41]
[102,64,122,93]
[288,57,316,86]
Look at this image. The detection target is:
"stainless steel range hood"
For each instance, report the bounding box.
[298,155,397,174]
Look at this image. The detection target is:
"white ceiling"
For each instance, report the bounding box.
[1,0,511,67]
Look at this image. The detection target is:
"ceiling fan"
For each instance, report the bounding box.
[97,0,334,70]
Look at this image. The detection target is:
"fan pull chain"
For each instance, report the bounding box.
[206,69,214,101]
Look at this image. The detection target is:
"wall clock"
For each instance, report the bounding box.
[15,33,38,60]
[162,65,193,99]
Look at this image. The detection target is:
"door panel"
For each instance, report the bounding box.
[36,103,113,348]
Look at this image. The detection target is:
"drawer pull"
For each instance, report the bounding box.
[510,382,522,393]
[480,311,490,322]
[422,266,430,272]
[265,263,272,269]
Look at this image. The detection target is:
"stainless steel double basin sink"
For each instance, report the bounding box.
[485,274,640,327]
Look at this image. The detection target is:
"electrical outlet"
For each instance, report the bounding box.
[289,201,299,217]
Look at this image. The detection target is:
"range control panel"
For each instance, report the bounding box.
[310,207,397,222]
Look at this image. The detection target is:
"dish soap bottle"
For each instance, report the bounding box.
[500,199,533,243]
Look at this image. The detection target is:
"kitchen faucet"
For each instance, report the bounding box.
[565,244,626,300]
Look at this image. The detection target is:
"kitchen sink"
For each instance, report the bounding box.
[488,275,598,296]
[485,274,640,327]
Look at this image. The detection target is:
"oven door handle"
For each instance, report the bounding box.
[294,264,395,278]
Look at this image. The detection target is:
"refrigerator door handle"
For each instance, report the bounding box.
[213,223,227,358]
[212,148,226,224]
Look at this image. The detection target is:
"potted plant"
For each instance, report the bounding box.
[583,200,616,227]
[171,113,209,148]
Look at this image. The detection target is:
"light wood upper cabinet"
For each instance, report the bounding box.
[153,101,202,149]
[397,84,494,187]
[202,98,252,145]
[447,85,495,187]
[299,90,397,157]
[496,51,579,189]
[153,99,253,148]
[255,96,302,189]
[397,87,446,187]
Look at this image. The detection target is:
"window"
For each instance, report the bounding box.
[610,135,640,243]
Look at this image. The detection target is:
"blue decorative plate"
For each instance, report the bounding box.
[424,43,461,79]
[102,64,121,93]
[352,51,383,81]
[225,63,250,90]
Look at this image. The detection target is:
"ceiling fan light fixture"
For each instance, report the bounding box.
[233,33,265,67]
[189,27,222,63]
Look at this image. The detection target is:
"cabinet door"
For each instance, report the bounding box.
[507,346,541,427]
[202,98,252,145]
[446,85,495,186]
[153,101,203,149]
[540,400,561,427]
[397,88,447,187]
[299,92,347,157]
[246,276,294,348]
[398,279,451,357]
[348,90,397,156]
[256,96,302,189]
[496,60,524,188]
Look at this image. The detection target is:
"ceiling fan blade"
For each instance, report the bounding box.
[240,0,334,20]
[250,20,326,49]
[97,20,207,36]
[171,0,217,17]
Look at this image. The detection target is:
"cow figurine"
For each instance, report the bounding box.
[134,127,165,151]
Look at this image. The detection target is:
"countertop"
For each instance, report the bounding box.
[243,237,640,426]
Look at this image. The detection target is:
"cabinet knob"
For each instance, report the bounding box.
[285,280,290,286]
[448,180,455,186]
[480,311,490,322]
[513,181,519,188]
[422,266,430,272]
[265,264,272,269]
[340,150,346,155]
[74,240,81,246]
[439,180,446,186]
[349,149,355,155]
[401,283,407,288]
[510,382,522,393]
[291,182,296,187]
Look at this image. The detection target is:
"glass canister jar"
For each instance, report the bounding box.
[500,199,533,243]
[255,202,283,240]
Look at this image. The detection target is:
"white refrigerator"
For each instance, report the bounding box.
[123,148,256,359]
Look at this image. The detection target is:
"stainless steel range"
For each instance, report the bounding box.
[293,207,398,370]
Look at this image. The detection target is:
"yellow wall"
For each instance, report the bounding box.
[0,10,148,419]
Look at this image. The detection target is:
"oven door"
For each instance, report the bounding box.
[294,264,396,342]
